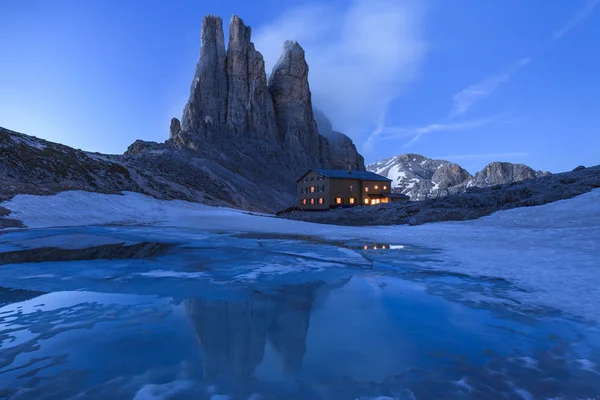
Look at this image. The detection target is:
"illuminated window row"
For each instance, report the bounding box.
[301,198,325,205]
[335,197,357,204]
[364,185,387,192]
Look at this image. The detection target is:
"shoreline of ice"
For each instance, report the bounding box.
[1,189,600,324]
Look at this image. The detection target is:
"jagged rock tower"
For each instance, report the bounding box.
[168,15,364,176]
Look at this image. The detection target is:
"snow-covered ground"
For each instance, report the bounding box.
[2,189,600,323]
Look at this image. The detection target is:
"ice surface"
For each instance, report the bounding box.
[2,189,600,324]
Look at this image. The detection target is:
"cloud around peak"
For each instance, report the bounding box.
[253,0,428,140]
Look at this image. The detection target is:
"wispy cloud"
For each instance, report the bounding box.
[450,58,531,117]
[433,152,530,162]
[373,118,494,148]
[450,0,598,119]
[554,0,599,39]
[253,0,428,140]
[363,98,394,154]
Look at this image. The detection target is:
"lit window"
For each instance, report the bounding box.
[375,185,379,190]
[383,186,387,190]
[382,245,387,249]
[302,199,307,205]
[336,197,343,204]
[363,245,368,250]
[364,198,370,204]
[318,198,324,204]
[364,187,369,192]
[310,198,315,204]
[310,186,315,193]
[349,198,356,204]
[349,185,354,192]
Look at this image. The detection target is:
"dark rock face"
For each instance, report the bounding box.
[368,154,551,201]
[181,15,228,136]
[165,14,365,208]
[268,41,321,166]
[184,282,322,379]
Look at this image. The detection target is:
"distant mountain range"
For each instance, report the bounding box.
[367,154,551,201]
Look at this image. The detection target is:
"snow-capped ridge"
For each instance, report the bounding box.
[367,154,550,201]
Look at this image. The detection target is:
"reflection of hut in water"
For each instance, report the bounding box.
[184,282,323,379]
[361,243,392,251]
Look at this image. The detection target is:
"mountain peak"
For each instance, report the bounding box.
[367,154,549,200]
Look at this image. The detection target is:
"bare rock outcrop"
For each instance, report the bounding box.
[169,118,181,139]
[225,16,278,142]
[468,162,545,188]
[181,15,228,137]
[268,41,322,166]
[432,163,472,190]
[164,15,364,207]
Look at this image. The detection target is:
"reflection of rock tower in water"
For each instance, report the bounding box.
[184,282,322,379]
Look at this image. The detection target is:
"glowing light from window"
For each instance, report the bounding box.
[375,185,379,190]
[364,198,370,204]
[336,197,342,204]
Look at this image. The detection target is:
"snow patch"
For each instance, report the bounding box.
[9,134,47,150]
[133,380,193,400]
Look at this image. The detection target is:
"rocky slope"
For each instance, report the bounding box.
[0,14,364,215]
[280,165,600,226]
[367,154,550,200]
[0,127,281,217]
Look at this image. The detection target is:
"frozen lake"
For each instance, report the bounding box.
[1,190,600,399]
[0,224,599,400]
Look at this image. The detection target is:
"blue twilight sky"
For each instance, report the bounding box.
[1,0,599,173]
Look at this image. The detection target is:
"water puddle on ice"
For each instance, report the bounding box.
[0,226,598,399]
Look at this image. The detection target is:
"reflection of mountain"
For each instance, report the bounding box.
[184,282,322,379]
[0,287,45,308]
